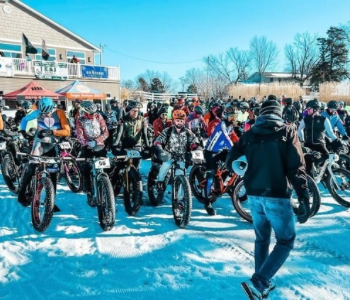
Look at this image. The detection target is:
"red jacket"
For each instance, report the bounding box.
[207,118,221,136]
[153,117,171,138]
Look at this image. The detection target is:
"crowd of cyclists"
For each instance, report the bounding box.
[0,93,349,231]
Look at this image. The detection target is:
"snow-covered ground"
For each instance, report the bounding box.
[0,160,350,300]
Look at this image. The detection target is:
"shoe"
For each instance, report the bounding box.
[262,281,275,298]
[241,281,263,300]
[205,203,216,216]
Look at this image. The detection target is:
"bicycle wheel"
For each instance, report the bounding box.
[1,154,19,194]
[172,175,192,228]
[232,179,252,222]
[97,174,115,231]
[31,175,55,232]
[124,168,143,216]
[326,168,350,207]
[63,159,82,193]
[147,163,161,206]
[190,164,220,204]
[337,154,350,172]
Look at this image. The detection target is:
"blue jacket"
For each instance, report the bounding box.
[321,111,346,136]
[205,121,233,153]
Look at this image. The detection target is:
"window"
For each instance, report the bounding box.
[66,51,85,64]
[0,43,22,59]
[34,47,56,61]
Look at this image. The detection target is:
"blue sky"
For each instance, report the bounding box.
[21,0,350,81]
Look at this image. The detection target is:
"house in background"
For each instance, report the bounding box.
[0,0,120,102]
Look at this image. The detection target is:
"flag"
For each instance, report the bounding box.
[22,33,37,55]
[42,39,50,60]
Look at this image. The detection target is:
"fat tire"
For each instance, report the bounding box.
[189,164,217,204]
[232,179,252,223]
[326,167,350,207]
[31,176,55,232]
[1,154,19,194]
[147,163,161,206]
[172,175,192,228]
[64,159,82,193]
[123,168,142,216]
[97,174,115,231]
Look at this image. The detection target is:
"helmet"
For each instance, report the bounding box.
[284,98,293,105]
[224,105,238,116]
[209,102,220,110]
[253,106,261,117]
[194,106,204,115]
[327,100,339,110]
[283,106,299,124]
[232,156,248,176]
[339,101,345,107]
[105,103,112,111]
[320,102,327,109]
[38,97,55,113]
[22,100,32,110]
[239,102,249,110]
[306,99,320,109]
[172,109,186,120]
[80,101,97,115]
[127,100,142,110]
[16,100,23,107]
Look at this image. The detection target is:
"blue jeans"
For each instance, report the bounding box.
[248,195,296,291]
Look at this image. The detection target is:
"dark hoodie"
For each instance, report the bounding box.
[226,114,308,199]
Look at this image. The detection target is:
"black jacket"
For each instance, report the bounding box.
[226,115,308,199]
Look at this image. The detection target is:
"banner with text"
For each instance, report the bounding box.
[34,61,68,80]
[81,65,108,79]
[0,57,14,77]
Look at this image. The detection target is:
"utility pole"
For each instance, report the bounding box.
[206,56,209,100]
[99,44,103,66]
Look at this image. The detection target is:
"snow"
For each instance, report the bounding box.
[0,159,350,300]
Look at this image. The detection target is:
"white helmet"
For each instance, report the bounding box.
[232,155,248,176]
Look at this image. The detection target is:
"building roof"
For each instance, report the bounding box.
[11,0,100,52]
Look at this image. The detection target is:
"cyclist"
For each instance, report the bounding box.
[337,101,348,123]
[104,103,118,149]
[207,105,223,136]
[186,106,208,137]
[153,107,171,138]
[173,97,190,116]
[14,101,26,126]
[153,109,198,203]
[298,99,342,175]
[21,100,37,132]
[321,100,349,140]
[76,101,109,205]
[204,105,239,215]
[18,97,70,208]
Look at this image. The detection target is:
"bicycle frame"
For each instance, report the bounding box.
[313,153,341,189]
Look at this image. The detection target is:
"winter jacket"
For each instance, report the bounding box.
[104,110,118,129]
[207,117,221,136]
[15,109,26,125]
[153,117,171,138]
[337,109,348,123]
[226,114,308,199]
[76,112,108,147]
[321,110,346,136]
[154,126,197,157]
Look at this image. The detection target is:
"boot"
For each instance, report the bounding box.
[205,203,216,216]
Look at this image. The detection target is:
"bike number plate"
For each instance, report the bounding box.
[94,158,110,169]
[126,150,141,159]
[59,142,71,150]
[0,142,6,150]
[192,150,204,160]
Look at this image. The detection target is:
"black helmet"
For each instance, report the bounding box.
[127,100,142,110]
[327,100,339,110]
[253,106,261,117]
[283,106,299,124]
[22,100,32,110]
[306,99,320,109]
[105,103,112,111]
[284,98,293,105]
[194,106,204,115]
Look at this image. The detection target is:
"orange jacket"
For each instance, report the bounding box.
[0,114,3,131]
[53,109,71,137]
[207,118,221,137]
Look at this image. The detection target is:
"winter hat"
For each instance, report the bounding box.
[158,107,168,116]
[260,100,283,117]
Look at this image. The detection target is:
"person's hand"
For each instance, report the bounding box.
[312,151,321,159]
[38,129,53,139]
[87,140,97,149]
[297,193,310,224]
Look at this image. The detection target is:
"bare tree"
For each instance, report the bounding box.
[205,53,234,84]
[226,47,252,84]
[250,36,279,87]
[284,32,319,86]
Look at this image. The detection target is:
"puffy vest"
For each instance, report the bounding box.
[304,115,326,145]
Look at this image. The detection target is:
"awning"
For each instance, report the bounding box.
[56,80,107,100]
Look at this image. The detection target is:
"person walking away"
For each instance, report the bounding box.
[226,99,310,299]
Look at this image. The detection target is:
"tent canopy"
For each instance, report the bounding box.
[56,80,107,100]
[3,80,65,101]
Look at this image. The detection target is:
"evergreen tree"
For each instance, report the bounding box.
[150,78,165,93]
[187,84,198,94]
[310,26,349,90]
[138,77,149,92]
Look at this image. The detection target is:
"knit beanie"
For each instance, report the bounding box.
[260,100,283,117]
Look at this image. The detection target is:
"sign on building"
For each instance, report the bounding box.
[34,61,68,80]
[81,65,108,79]
[0,57,14,77]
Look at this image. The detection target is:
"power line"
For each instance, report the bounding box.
[104,46,203,65]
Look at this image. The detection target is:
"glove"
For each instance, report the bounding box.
[342,135,349,141]
[38,129,53,139]
[312,151,321,159]
[87,140,97,149]
[330,138,343,152]
[297,193,310,224]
